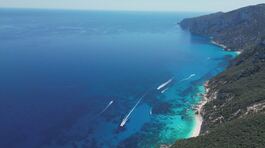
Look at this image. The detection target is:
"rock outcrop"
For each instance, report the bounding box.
[180,4,265,51]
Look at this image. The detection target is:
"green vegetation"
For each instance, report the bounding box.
[180,4,265,51]
[173,113,265,148]
[203,45,265,130]
[172,45,265,147]
[173,3,265,147]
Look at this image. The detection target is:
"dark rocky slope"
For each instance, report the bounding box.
[180,4,265,51]
[173,4,265,148]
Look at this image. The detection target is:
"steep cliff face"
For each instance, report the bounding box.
[201,45,265,133]
[173,4,265,147]
[180,4,265,51]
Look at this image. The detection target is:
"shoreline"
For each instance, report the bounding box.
[190,39,240,138]
[211,40,242,55]
[211,40,228,50]
[190,40,240,138]
[191,81,209,137]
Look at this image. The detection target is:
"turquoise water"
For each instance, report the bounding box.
[0,9,237,148]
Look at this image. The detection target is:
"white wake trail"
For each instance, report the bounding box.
[119,92,149,127]
[161,88,168,94]
[99,100,114,115]
[157,78,174,90]
[180,74,196,82]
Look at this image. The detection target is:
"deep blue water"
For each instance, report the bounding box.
[0,9,236,148]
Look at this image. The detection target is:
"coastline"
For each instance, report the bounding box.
[211,40,242,55]
[190,82,209,137]
[190,40,241,138]
[173,4,265,146]
[211,40,228,50]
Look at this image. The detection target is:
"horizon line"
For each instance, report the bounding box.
[0,6,215,13]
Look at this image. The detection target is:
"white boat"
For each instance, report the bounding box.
[157,78,173,90]
[120,97,143,127]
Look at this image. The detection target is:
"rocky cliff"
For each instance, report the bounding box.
[173,4,265,148]
[180,4,265,51]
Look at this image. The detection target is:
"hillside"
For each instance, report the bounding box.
[173,4,265,147]
[180,4,265,51]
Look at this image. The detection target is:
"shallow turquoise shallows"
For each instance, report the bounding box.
[0,9,237,148]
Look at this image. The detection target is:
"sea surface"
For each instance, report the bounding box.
[0,9,236,148]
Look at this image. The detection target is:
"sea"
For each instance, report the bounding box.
[0,9,237,148]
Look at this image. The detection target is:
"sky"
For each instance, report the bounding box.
[0,0,264,12]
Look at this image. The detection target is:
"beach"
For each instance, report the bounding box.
[191,82,209,137]
[211,40,228,50]
[189,41,241,138]
[211,40,243,55]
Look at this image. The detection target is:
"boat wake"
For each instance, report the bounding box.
[180,74,196,82]
[119,93,148,127]
[161,88,168,94]
[157,78,174,90]
[99,100,114,116]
